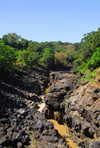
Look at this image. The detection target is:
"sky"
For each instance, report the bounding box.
[0,0,100,43]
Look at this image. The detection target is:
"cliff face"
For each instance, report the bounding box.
[44,70,100,148]
[43,71,80,123]
[64,84,100,147]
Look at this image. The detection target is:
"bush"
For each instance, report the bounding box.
[74,58,82,66]
[87,47,100,69]
[40,48,54,67]
[18,50,39,66]
[0,43,17,71]
[55,52,67,65]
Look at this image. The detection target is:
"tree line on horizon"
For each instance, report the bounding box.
[0,28,100,73]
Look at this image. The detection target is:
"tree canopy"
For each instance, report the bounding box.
[0,28,100,72]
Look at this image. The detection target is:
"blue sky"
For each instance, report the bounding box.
[0,0,100,43]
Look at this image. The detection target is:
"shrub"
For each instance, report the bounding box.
[0,43,17,71]
[87,47,100,69]
[18,50,39,66]
[40,48,55,67]
[55,52,67,65]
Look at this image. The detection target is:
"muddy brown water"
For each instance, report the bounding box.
[38,87,78,148]
[48,119,78,148]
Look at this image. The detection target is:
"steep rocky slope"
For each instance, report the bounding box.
[44,70,100,148]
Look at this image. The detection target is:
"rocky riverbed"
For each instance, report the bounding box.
[0,66,100,148]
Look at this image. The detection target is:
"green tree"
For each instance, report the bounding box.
[40,42,54,51]
[0,43,17,71]
[81,28,100,61]
[74,43,81,51]
[87,47,100,69]
[18,50,39,66]
[40,48,55,67]
[28,41,39,52]
[58,41,63,45]
[2,33,28,50]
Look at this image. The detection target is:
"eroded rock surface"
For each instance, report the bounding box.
[0,67,69,148]
[0,66,100,148]
[64,83,100,147]
[44,70,100,148]
[43,71,79,124]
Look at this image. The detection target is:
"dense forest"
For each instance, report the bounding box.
[0,28,100,81]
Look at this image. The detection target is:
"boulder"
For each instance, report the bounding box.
[44,121,54,129]
[45,91,66,110]
[48,80,72,93]
[26,93,42,102]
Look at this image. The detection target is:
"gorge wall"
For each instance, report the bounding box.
[43,70,100,148]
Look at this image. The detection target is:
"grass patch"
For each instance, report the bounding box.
[29,129,35,148]
[79,67,100,83]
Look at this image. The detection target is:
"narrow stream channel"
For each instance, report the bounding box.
[38,87,78,148]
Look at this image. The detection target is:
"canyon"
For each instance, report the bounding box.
[0,66,100,148]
